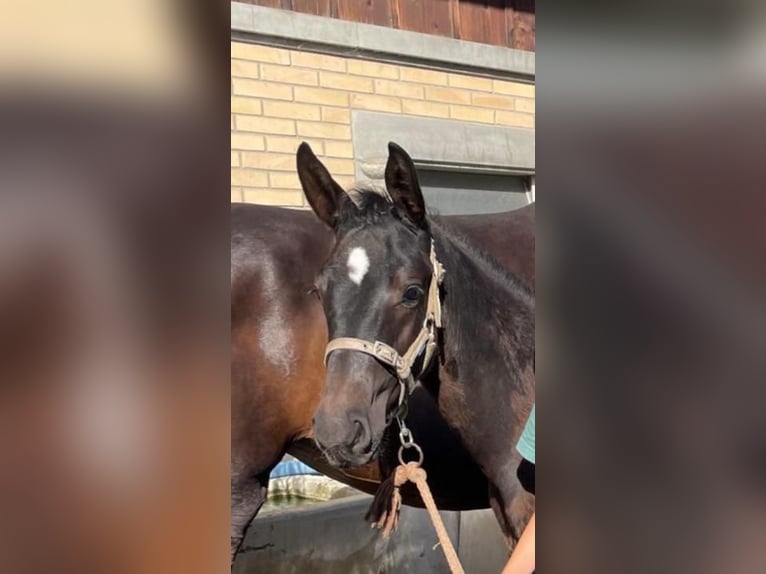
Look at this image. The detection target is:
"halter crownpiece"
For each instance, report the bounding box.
[323,239,445,397]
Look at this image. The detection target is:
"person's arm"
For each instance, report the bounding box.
[501,512,535,574]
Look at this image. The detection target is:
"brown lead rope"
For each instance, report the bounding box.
[375,458,466,574]
[374,435,465,574]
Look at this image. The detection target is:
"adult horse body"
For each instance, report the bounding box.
[298,142,535,543]
[231,197,534,556]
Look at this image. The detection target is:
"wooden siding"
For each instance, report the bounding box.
[237,0,535,52]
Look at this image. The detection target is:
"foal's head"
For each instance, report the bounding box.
[298,142,434,467]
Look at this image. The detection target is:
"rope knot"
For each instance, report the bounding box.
[376,461,465,573]
[394,462,426,487]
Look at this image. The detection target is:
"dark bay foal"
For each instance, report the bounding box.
[231,201,534,560]
[297,142,535,542]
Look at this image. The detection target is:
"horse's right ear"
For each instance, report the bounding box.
[297,142,345,228]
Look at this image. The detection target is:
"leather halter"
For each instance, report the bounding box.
[323,240,446,407]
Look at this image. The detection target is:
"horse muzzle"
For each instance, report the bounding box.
[313,409,376,468]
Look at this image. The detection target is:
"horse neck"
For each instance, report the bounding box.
[428,221,535,474]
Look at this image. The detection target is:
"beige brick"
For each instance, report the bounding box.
[231,97,262,115]
[294,87,349,107]
[375,79,423,99]
[350,93,402,113]
[347,60,399,79]
[243,188,305,207]
[471,92,515,110]
[232,79,292,100]
[334,175,356,189]
[495,111,535,128]
[260,64,319,86]
[269,172,303,189]
[241,152,296,171]
[322,158,355,175]
[231,133,265,151]
[231,59,260,78]
[323,141,354,158]
[236,115,295,135]
[296,121,351,140]
[231,188,243,203]
[424,86,471,105]
[231,43,290,65]
[266,136,323,155]
[321,106,351,124]
[262,100,320,121]
[290,51,346,72]
[493,80,535,98]
[400,67,447,86]
[515,98,535,113]
[448,73,492,92]
[231,169,269,187]
[319,71,374,93]
[450,105,494,124]
[231,151,240,168]
[402,99,450,118]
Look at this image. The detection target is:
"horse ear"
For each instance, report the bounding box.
[297,142,345,228]
[385,142,426,226]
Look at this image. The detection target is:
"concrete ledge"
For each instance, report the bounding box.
[231,3,535,82]
[352,111,535,183]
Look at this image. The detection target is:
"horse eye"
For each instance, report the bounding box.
[402,285,424,306]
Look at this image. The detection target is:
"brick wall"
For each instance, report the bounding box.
[231,41,535,207]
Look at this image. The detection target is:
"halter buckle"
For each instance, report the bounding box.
[372,341,398,367]
[424,315,437,336]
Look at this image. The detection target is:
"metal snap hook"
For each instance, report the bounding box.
[399,426,414,448]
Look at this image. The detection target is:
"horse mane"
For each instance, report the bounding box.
[429,218,535,393]
[430,217,534,302]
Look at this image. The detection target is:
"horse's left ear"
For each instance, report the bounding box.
[385,142,426,226]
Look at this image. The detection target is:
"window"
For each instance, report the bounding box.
[352,112,535,215]
[419,169,533,215]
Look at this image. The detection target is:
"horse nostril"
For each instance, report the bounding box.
[349,416,370,453]
[353,420,364,443]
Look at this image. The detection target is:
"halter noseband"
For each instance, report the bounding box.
[323,240,446,408]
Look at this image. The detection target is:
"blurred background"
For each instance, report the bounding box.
[538,1,766,572]
[0,2,229,573]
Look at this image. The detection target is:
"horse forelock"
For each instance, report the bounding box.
[335,188,422,236]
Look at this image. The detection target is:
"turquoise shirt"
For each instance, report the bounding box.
[516,405,535,464]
